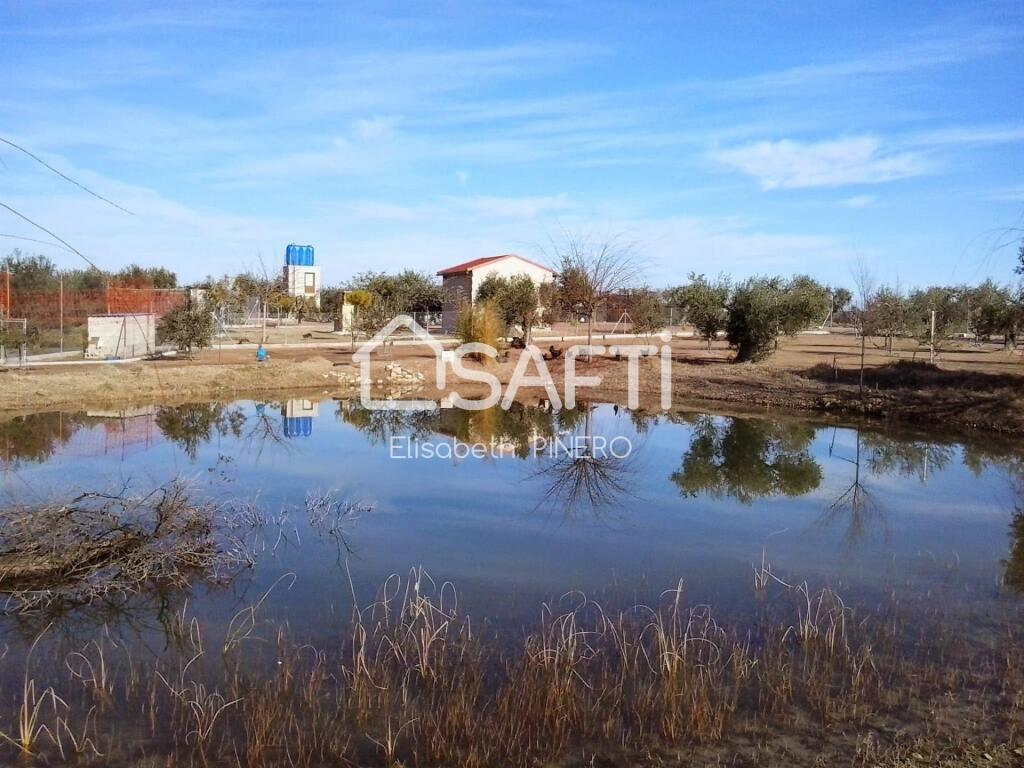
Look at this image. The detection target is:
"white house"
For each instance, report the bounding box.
[437,254,555,332]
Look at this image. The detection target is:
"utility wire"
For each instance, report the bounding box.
[0,233,75,253]
[0,136,135,216]
[0,203,101,271]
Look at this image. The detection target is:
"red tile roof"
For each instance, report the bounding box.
[437,253,554,276]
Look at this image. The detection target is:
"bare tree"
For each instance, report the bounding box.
[851,258,878,396]
[548,233,642,360]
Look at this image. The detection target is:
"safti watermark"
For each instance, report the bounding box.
[353,315,673,412]
[389,434,634,460]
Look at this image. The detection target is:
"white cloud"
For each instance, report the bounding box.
[841,195,876,209]
[705,28,1016,97]
[912,124,1024,147]
[712,136,929,189]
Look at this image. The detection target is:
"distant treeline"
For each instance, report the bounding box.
[1,250,177,291]
[6,241,1023,361]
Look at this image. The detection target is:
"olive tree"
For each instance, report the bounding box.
[966,280,1017,344]
[668,273,730,350]
[625,288,666,341]
[157,301,214,356]
[905,286,968,350]
[347,270,443,315]
[726,276,829,362]
[864,285,908,354]
[476,273,541,343]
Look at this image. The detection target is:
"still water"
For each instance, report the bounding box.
[1,398,1022,645]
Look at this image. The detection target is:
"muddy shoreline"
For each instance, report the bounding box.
[1,350,1022,439]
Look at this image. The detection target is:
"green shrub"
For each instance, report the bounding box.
[157,302,214,354]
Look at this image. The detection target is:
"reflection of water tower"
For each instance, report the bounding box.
[283,244,321,309]
[282,399,318,438]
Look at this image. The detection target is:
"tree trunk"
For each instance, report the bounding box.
[587,312,594,362]
[859,331,866,396]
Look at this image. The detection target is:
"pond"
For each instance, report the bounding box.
[0,398,1022,764]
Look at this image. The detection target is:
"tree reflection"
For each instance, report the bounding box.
[1005,512,1024,594]
[0,411,84,466]
[338,399,561,458]
[532,404,638,519]
[1003,473,1024,594]
[670,415,822,503]
[437,401,559,458]
[818,428,884,546]
[337,400,440,444]
[155,403,246,460]
[861,433,953,482]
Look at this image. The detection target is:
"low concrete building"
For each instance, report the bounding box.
[437,254,555,332]
[86,313,156,359]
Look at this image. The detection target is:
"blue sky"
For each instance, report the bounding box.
[1,1,1022,288]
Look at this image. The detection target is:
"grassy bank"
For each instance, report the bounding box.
[1,336,1023,436]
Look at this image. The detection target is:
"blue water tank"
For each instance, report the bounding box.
[285,244,315,266]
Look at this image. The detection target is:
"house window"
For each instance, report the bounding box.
[304,272,316,294]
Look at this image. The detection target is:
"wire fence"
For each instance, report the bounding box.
[0,285,186,356]
[0,286,691,360]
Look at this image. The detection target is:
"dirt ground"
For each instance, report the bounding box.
[2,332,1022,435]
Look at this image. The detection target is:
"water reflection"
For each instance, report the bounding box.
[670,415,822,503]
[531,405,639,518]
[283,399,318,437]
[0,412,79,465]
[820,428,884,545]
[337,400,440,444]
[3,398,1024,656]
[1004,475,1024,594]
[862,432,954,482]
[335,400,640,517]
[154,403,245,460]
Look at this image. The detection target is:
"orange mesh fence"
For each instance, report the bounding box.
[105,286,186,316]
[0,286,186,328]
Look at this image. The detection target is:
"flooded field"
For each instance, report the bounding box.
[0,398,1022,765]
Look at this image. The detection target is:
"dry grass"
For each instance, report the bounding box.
[0,567,1019,766]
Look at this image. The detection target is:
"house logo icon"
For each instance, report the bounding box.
[352,315,446,411]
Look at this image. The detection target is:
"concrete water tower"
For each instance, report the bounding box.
[283,244,321,309]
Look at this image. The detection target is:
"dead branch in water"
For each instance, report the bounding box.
[0,482,244,612]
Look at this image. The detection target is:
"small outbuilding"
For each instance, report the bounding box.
[85,313,156,359]
[437,254,555,332]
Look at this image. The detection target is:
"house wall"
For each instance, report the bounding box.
[468,257,554,299]
[440,273,473,332]
[284,265,322,308]
[86,314,156,359]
